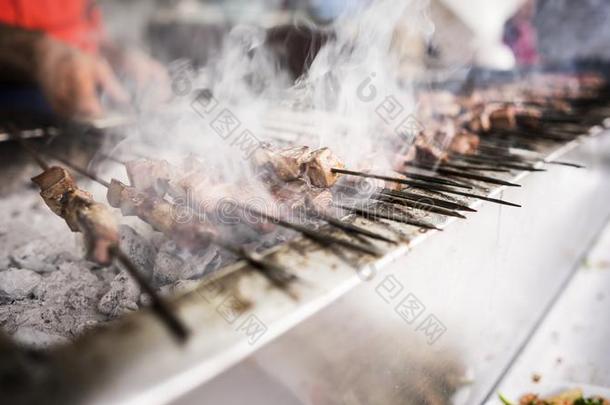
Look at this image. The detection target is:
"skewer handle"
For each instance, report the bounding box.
[112,247,190,342]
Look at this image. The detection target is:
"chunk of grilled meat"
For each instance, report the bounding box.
[393,140,448,168]
[125,158,176,196]
[303,147,345,188]
[269,179,333,213]
[253,145,345,187]
[123,159,276,233]
[31,166,118,265]
[467,103,544,133]
[253,145,311,181]
[107,179,215,251]
[449,131,480,155]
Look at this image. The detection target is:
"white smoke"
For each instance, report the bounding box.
[110,0,436,190]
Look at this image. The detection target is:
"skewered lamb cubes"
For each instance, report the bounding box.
[32,166,118,265]
[106,179,216,251]
[252,145,345,188]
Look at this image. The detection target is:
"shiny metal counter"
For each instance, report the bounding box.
[3,128,610,405]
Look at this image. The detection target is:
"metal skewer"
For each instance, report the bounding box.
[336,184,475,214]
[305,203,397,244]
[401,166,521,187]
[38,149,299,292]
[469,146,586,169]
[98,151,397,250]
[544,160,585,169]
[375,194,467,219]
[209,237,299,291]
[400,171,473,189]
[440,162,512,173]
[15,137,189,341]
[379,188,477,212]
[112,247,189,341]
[332,168,521,207]
[448,154,546,172]
[237,204,383,257]
[333,203,442,231]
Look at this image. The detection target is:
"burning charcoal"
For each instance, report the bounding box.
[150,233,169,250]
[0,268,41,300]
[51,251,98,271]
[97,272,140,317]
[118,225,156,279]
[37,262,106,307]
[304,147,345,187]
[185,247,222,278]
[152,242,185,286]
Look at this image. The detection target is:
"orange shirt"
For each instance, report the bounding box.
[0,0,103,52]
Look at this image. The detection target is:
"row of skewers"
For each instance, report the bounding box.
[11,71,610,342]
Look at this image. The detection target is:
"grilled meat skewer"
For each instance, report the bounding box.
[45,153,300,290]
[253,145,346,187]
[32,166,119,265]
[20,149,189,341]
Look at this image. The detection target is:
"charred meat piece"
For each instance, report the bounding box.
[303,147,345,188]
[392,134,449,169]
[467,103,545,132]
[414,143,448,164]
[253,145,311,181]
[31,166,119,265]
[270,179,333,213]
[171,180,277,234]
[449,131,479,155]
[125,159,176,196]
[124,159,276,233]
[107,179,215,251]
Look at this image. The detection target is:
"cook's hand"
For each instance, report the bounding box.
[35,36,129,118]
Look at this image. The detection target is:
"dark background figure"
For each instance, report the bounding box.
[503,0,540,66]
[0,0,168,119]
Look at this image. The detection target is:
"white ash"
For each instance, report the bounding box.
[0,268,41,300]
[0,261,112,347]
[0,178,284,349]
[119,225,156,280]
[9,240,62,273]
[97,272,140,317]
[152,240,222,285]
[11,327,69,349]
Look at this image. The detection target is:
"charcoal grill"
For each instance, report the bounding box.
[1,74,610,405]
